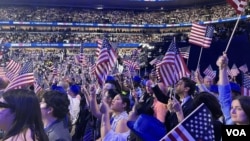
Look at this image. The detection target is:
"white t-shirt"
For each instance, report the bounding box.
[67,95,81,124]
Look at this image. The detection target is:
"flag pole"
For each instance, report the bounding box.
[186,54,190,68]
[80,46,84,76]
[196,47,203,70]
[224,14,241,53]
[128,69,135,91]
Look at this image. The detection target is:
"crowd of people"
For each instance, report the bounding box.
[0,32,163,44]
[0,19,249,44]
[0,49,249,141]
[0,3,249,45]
[0,4,244,24]
[0,44,250,141]
[0,2,250,141]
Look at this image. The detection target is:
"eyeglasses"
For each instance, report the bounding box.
[0,101,11,108]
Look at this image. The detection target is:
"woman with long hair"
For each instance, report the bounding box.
[230,96,250,125]
[0,89,48,141]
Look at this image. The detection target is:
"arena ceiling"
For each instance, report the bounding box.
[0,0,226,10]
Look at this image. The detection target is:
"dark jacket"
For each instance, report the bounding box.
[165,97,195,132]
[45,119,72,141]
[152,84,195,131]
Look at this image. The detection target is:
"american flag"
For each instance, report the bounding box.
[107,40,117,71]
[52,66,59,76]
[123,60,140,71]
[0,44,9,53]
[241,73,250,96]
[230,64,240,77]
[5,61,34,91]
[203,65,216,79]
[90,64,96,75]
[189,23,214,48]
[149,55,163,66]
[95,47,109,86]
[5,71,17,81]
[150,56,163,81]
[239,64,248,73]
[149,58,159,66]
[131,48,140,61]
[0,67,6,77]
[179,46,191,59]
[74,54,81,64]
[96,39,103,57]
[227,0,248,14]
[34,80,43,94]
[79,47,87,66]
[160,103,215,141]
[155,62,162,81]
[157,38,190,87]
[6,60,21,74]
[97,37,117,71]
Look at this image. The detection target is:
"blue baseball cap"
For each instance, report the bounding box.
[127,114,166,141]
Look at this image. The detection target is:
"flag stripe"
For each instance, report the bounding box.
[189,23,214,48]
[179,46,190,59]
[0,67,6,77]
[239,64,248,73]
[230,64,240,77]
[241,73,250,96]
[158,38,190,87]
[6,60,21,74]
[95,37,117,86]
[5,61,34,91]
[203,65,216,79]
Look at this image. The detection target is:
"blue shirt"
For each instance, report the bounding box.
[218,84,234,125]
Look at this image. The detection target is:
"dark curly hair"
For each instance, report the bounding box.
[43,90,70,119]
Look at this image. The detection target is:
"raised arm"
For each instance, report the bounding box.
[88,85,103,120]
[216,53,233,125]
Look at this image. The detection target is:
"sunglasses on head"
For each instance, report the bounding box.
[0,101,11,108]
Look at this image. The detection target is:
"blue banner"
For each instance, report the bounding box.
[5,43,139,48]
[0,15,249,27]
